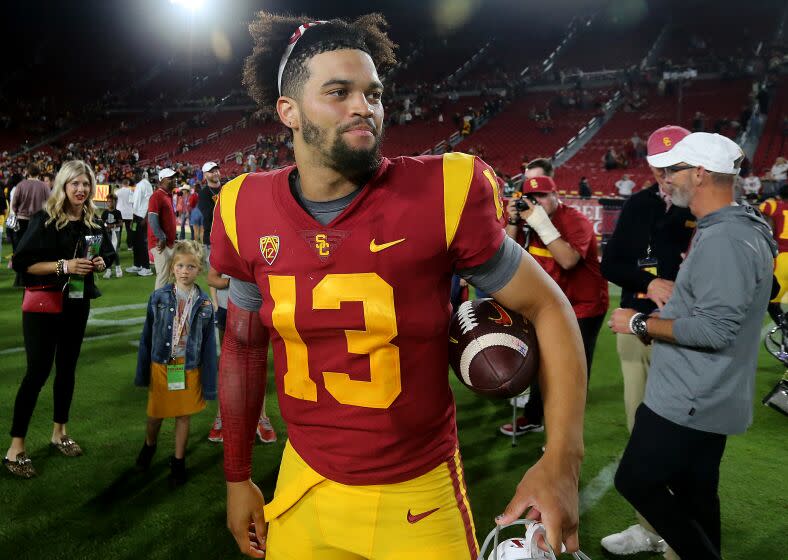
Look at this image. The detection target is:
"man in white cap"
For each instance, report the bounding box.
[197,161,221,261]
[148,168,178,289]
[609,133,777,559]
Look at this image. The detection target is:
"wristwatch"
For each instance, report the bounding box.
[629,313,648,338]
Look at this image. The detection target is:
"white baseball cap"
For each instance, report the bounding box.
[158,168,176,181]
[657,132,744,175]
[202,161,219,173]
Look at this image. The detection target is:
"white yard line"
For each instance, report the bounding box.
[88,303,147,326]
[0,329,140,356]
[579,458,620,515]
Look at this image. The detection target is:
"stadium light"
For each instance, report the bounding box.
[170,0,205,11]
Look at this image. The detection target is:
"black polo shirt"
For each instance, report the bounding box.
[601,184,695,314]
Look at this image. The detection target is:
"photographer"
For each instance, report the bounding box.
[499,176,608,436]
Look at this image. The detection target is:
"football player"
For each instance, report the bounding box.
[213,12,587,559]
[759,183,788,324]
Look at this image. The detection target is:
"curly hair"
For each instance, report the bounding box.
[242,12,397,112]
[167,240,205,284]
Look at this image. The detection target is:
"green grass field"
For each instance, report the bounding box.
[0,254,786,559]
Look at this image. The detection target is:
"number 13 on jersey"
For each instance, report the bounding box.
[268,273,402,409]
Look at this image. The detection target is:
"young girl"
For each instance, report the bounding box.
[134,240,217,485]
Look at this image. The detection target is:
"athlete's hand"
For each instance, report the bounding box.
[496,451,581,554]
[227,479,267,558]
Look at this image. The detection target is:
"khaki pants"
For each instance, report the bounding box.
[152,246,174,290]
[616,333,679,560]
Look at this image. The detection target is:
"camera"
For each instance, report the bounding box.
[515,194,537,212]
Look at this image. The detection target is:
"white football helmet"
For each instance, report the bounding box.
[479,520,592,560]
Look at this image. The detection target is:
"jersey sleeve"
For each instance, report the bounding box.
[209,173,256,282]
[560,207,595,260]
[759,199,777,217]
[443,153,506,270]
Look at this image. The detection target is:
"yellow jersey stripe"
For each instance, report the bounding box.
[482,168,504,220]
[760,199,776,217]
[443,153,476,249]
[528,246,553,258]
[218,173,249,254]
[453,450,478,542]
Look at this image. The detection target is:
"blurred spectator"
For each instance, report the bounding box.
[616,174,636,197]
[10,164,49,252]
[116,178,134,251]
[604,147,626,170]
[771,156,788,184]
[579,176,592,198]
[741,173,761,198]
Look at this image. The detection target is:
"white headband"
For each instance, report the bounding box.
[277,21,328,96]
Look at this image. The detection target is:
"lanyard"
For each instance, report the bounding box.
[171,287,196,358]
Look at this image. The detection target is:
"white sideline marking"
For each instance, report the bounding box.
[0,329,140,356]
[579,458,620,515]
[88,303,147,326]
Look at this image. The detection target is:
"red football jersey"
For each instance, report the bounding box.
[526,203,608,318]
[760,198,788,253]
[211,154,506,485]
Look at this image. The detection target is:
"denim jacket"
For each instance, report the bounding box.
[135,283,217,399]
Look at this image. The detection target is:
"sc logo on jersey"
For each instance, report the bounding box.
[315,234,330,256]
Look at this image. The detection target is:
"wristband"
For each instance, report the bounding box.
[524,205,561,245]
[63,260,69,275]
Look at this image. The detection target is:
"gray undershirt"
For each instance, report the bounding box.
[229,174,521,311]
[148,213,166,241]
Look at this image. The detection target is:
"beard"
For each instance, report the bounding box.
[302,112,383,182]
[670,185,692,208]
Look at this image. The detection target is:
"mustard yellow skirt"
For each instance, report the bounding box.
[146,358,206,419]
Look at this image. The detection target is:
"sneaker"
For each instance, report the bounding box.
[135,441,156,471]
[509,388,531,408]
[125,265,140,273]
[137,268,153,277]
[169,456,187,486]
[256,417,277,443]
[115,265,123,278]
[499,416,544,436]
[601,524,667,555]
[103,269,112,279]
[208,416,223,443]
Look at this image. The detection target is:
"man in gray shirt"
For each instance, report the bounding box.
[10,163,49,249]
[610,132,777,559]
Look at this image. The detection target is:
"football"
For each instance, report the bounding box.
[448,299,540,398]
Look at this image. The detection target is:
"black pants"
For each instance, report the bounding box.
[615,404,727,560]
[11,218,29,253]
[124,219,134,250]
[132,216,148,268]
[10,299,91,437]
[522,313,604,424]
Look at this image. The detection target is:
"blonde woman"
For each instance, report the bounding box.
[3,160,116,479]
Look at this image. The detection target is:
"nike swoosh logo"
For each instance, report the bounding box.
[407,507,440,524]
[370,238,406,253]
